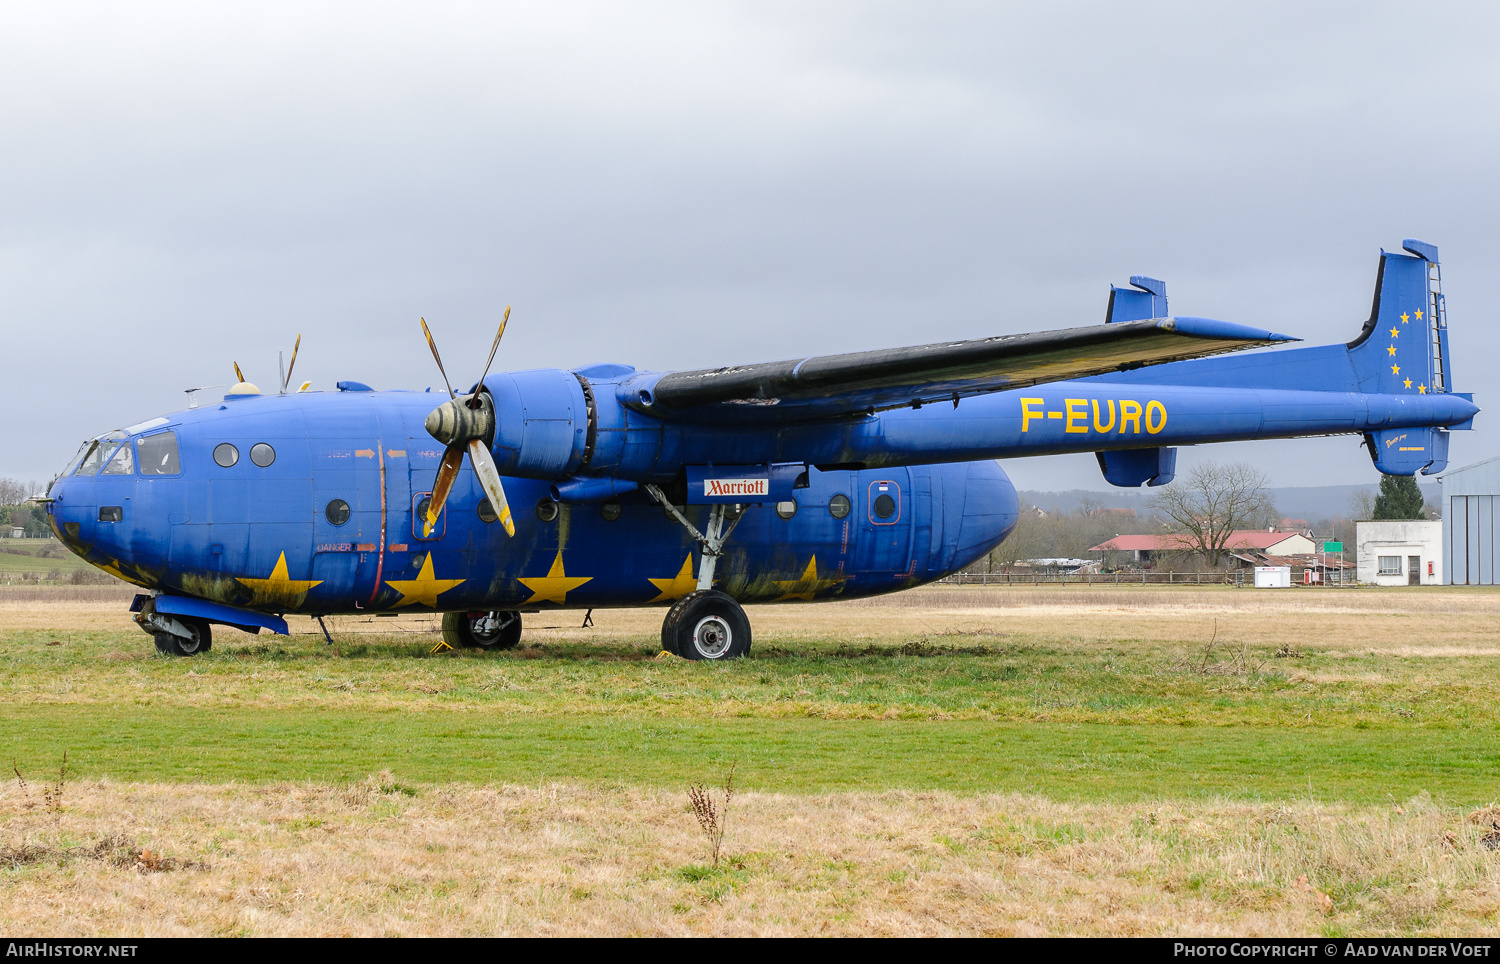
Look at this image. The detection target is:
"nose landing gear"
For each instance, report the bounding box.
[442,610,523,650]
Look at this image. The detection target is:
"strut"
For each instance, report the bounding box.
[643,484,745,591]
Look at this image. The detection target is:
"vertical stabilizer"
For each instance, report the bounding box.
[1349,241,1457,475]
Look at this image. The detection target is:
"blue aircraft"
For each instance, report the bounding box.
[41,240,1476,659]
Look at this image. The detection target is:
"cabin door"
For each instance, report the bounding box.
[852,469,913,585]
[311,439,405,610]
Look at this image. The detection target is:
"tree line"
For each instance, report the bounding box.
[0,478,51,537]
[979,462,1434,572]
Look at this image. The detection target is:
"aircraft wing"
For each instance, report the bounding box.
[637,316,1296,422]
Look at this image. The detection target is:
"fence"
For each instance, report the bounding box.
[941,570,1353,587]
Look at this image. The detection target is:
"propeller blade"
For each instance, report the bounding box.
[423,444,467,537]
[419,317,457,399]
[468,438,515,537]
[283,334,302,392]
[233,362,246,384]
[471,305,510,407]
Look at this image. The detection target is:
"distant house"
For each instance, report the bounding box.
[1356,520,1442,586]
[1090,529,1317,566]
[1089,507,1136,518]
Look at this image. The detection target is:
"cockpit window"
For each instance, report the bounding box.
[74,432,127,477]
[101,441,136,475]
[138,432,180,476]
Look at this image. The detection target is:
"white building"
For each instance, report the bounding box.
[1443,454,1500,585]
[1355,520,1443,586]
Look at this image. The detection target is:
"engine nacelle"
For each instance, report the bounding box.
[484,370,592,480]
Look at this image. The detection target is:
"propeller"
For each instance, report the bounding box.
[418,308,515,537]
[281,334,301,393]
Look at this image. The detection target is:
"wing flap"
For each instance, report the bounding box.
[640,317,1295,422]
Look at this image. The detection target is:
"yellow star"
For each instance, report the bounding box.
[648,555,699,603]
[518,551,592,606]
[1390,363,1400,375]
[1418,384,1427,394]
[772,556,843,601]
[1414,308,1423,321]
[1403,377,1412,389]
[237,552,323,608]
[1389,327,1399,338]
[1387,344,1397,356]
[1400,312,1410,324]
[384,553,465,609]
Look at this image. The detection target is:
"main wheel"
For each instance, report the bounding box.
[153,618,211,657]
[662,590,751,661]
[442,610,523,650]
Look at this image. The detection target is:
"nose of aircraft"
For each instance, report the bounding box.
[948,460,1020,571]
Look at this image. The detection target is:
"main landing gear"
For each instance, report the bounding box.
[646,485,753,661]
[442,610,523,650]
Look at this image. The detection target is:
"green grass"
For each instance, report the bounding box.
[2,702,1497,802]
[4,608,1500,803]
[0,539,100,580]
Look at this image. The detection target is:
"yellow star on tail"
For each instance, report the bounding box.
[1389,327,1400,338]
[1400,312,1410,324]
[1388,344,1397,356]
[518,551,592,606]
[772,556,843,601]
[1391,363,1400,375]
[1414,308,1424,321]
[648,555,699,602]
[1418,384,1427,394]
[385,553,466,608]
[237,552,323,608]
[1404,377,1412,389]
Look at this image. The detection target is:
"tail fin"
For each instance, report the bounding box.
[1349,240,1460,475]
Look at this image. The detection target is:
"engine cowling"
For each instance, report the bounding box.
[483,370,592,480]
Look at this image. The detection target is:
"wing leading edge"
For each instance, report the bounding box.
[634,317,1296,423]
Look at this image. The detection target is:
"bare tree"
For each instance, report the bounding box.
[1347,488,1376,522]
[1148,461,1277,567]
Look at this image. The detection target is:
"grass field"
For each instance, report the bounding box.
[3,583,1499,935]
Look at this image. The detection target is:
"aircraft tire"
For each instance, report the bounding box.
[442,610,522,650]
[152,618,212,657]
[662,590,751,661]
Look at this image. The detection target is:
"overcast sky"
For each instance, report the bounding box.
[4,1,1497,491]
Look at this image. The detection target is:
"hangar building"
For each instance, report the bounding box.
[1444,455,1500,585]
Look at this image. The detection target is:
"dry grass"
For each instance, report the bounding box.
[2,777,1498,936]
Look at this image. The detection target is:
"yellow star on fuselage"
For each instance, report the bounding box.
[1389,327,1399,338]
[1388,344,1397,356]
[1418,384,1427,394]
[1400,312,1410,324]
[648,555,699,602]
[518,551,592,606]
[1414,308,1424,321]
[237,552,322,608]
[772,556,843,601]
[1390,363,1400,375]
[384,553,465,609]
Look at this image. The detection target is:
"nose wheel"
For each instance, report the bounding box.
[442,610,523,650]
[152,617,212,657]
[662,590,751,660]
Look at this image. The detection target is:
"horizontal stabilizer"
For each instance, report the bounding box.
[636,317,1295,423]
